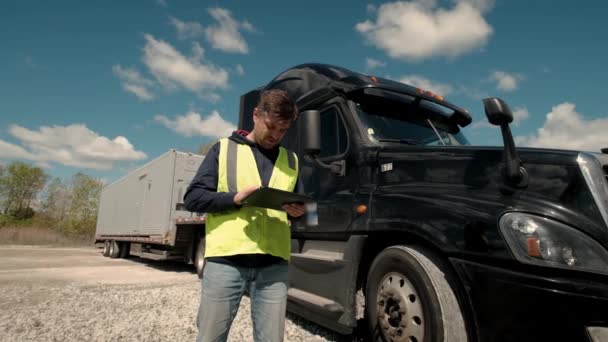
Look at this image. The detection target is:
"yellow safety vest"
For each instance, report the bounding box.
[205,138,299,261]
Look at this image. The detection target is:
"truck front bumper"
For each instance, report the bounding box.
[450,258,608,342]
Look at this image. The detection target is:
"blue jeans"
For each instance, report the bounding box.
[196,259,289,342]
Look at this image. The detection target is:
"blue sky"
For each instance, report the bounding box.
[2,0,608,183]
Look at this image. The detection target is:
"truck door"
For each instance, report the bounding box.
[295,105,353,233]
[288,103,364,334]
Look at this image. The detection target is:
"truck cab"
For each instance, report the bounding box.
[238,64,608,342]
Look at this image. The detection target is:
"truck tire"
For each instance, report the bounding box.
[102,240,111,257]
[109,240,121,259]
[194,239,205,278]
[365,245,468,342]
[119,242,130,258]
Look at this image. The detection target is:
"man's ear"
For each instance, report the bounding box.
[253,107,260,122]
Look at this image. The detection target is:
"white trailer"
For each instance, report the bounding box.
[95,149,207,275]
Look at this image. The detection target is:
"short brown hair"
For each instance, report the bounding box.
[257,89,298,122]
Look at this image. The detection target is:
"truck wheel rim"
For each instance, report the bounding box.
[376,272,424,342]
[196,246,205,273]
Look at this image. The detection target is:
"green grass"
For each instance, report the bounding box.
[0,225,94,247]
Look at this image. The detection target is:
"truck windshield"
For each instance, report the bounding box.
[354,101,469,146]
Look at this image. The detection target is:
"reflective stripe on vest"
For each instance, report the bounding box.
[205,138,298,261]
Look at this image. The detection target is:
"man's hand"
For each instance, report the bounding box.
[282,203,306,218]
[233,185,260,206]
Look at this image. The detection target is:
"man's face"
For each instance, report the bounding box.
[252,108,292,149]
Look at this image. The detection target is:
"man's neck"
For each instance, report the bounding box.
[245,132,257,144]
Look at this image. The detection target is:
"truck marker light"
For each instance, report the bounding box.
[356,205,368,215]
[370,76,379,83]
[527,237,541,257]
[415,88,444,101]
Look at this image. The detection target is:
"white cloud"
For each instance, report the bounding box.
[512,106,529,124]
[142,34,229,95]
[366,57,386,69]
[0,139,36,160]
[241,21,256,33]
[190,42,205,62]
[398,75,453,96]
[112,65,155,101]
[356,0,493,60]
[204,7,254,54]
[461,0,495,12]
[199,92,222,103]
[490,70,523,92]
[170,16,205,40]
[516,103,608,152]
[155,110,236,138]
[1,124,146,170]
[235,64,245,76]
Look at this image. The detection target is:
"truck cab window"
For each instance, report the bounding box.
[354,101,469,146]
[319,108,348,158]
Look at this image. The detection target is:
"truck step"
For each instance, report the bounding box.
[287,288,345,314]
[135,251,184,261]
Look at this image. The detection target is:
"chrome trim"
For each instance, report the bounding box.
[577,152,608,229]
[586,326,608,342]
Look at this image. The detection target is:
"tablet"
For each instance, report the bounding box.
[241,187,313,211]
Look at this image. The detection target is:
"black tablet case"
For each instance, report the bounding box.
[241,187,313,211]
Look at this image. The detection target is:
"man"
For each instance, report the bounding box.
[184,89,305,342]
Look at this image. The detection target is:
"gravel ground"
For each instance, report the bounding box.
[0,246,360,342]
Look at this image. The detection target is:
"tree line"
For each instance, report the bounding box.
[0,161,104,238]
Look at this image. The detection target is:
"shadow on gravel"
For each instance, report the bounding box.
[286,313,371,342]
[121,255,197,275]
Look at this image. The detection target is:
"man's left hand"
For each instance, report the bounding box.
[282,203,306,217]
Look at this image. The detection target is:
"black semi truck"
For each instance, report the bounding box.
[234,64,608,342]
[97,63,608,342]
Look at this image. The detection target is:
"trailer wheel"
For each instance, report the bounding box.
[109,240,121,259]
[119,242,130,258]
[102,240,111,257]
[194,239,205,278]
[365,245,468,342]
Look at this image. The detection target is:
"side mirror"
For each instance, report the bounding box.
[299,109,346,177]
[482,97,528,188]
[483,97,514,126]
[300,110,321,156]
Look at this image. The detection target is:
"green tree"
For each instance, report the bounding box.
[0,164,5,207]
[63,173,104,236]
[0,162,48,219]
[41,177,70,224]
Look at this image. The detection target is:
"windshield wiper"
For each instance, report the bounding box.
[377,138,421,145]
[426,119,446,146]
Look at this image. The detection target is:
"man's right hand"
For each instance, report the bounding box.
[233,185,260,205]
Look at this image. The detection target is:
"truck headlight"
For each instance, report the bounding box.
[500,212,608,275]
